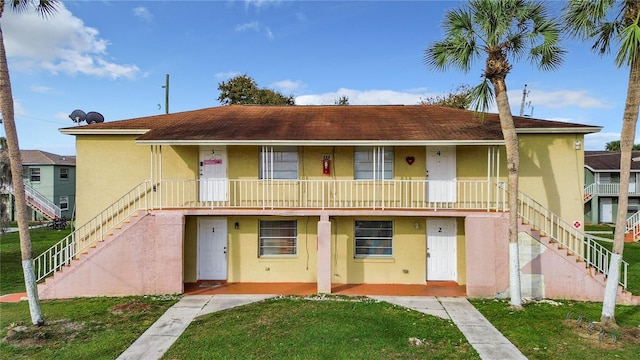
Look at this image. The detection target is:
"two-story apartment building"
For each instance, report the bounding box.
[34,105,637,304]
[4,150,76,222]
[584,150,640,224]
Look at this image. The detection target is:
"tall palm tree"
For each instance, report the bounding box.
[0,0,59,326]
[564,0,640,326]
[425,0,564,309]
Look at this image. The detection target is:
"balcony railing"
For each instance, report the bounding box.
[584,182,640,198]
[152,179,505,211]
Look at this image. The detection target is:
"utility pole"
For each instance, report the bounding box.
[519,84,529,117]
[162,74,169,114]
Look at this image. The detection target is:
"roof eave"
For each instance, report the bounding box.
[135,139,506,146]
[516,127,602,134]
[59,129,149,135]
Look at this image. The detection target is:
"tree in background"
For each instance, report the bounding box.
[0,0,59,326]
[565,0,640,326]
[217,74,295,105]
[420,84,472,109]
[0,137,10,232]
[605,140,640,151]
[334,95,350,105]
[425,0,564,309]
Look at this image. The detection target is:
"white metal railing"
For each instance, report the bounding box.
[585,182,640,197]
[5,184,62,219]
[154,179,505,211]
[511,183,628,289]
[626,211,640,240]
[33,181,151,282]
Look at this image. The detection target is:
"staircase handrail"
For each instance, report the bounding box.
[625,211,640,239]
[584,183,595,198]
[503,182,629,289]
[5,183,61,219]
[33,181,151,282]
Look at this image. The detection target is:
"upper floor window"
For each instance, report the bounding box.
[30,168,41,182]
[260,146,298,180]
[354,147,393,180]
[59,196,69,211]
[60,168,69,180]
[259,220,297,256]
[354,220,393,257]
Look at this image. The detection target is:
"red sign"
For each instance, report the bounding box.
[203,159,222,165]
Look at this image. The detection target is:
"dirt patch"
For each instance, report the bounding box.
[110,301,152,315]
[2,319,86,348]
[563,319,640,348]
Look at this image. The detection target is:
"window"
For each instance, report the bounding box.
[354,147,393,180]
[30,168,41,182]
[354,220,393,257]
[59,196,69,211]
[260,146,298,179]
[259,220,297,256]
[60,168,69,180]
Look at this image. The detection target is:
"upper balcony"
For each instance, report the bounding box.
[148,178,506,212]
[584,183,640,200]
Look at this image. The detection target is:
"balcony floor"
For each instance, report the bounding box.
[184,281,467,297]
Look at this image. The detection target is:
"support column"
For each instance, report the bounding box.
[317,213,332,294]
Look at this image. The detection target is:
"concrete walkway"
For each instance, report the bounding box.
[117,295,526,360]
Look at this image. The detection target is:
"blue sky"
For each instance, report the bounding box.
[1,0,636,155]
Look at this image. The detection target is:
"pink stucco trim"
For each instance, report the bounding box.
[38,212,184,299]
[464,214,509,298]
[317,213,332,293]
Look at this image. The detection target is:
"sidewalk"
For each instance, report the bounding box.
[117,295,526,360]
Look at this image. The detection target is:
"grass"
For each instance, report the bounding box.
[0,227,72,295]
[0,295,179,360]
[471,299,640,360]
[163,296,479,360]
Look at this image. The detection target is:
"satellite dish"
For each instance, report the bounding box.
[86,111,105,124]
[69,109,86,123]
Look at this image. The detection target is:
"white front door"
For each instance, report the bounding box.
[198,218,228,280]
[199,146,228,202]
[600,198,613,223]
[426,146,456,202]
[426,218,457,281]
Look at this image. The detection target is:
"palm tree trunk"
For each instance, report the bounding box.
[0,20,44,326]
[601,48,640,325]
[491,78,523,309]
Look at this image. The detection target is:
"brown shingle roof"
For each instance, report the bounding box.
[585,151,640,171]
[21,150,76,166]
[60,105,599,142]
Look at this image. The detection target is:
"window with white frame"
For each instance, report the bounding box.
[60,168,69,180]
[30,168,41,182]
[259,220,297,256]
[354,220,393,257]
[260,146,298,179]
[354,147,393,180]
[59,196,69,211]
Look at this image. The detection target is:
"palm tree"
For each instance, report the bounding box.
[564,0,640,326]
[425,0,564,309]
[0,0,59,326]
[1,137,11,231]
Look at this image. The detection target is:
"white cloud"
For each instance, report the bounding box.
[272,80,304,93]
[244,0,283,9]
[296,88,424,105]
[235,22,260,32]
[265,26,274,39]
[133,6,153,22]
[3,3,140,79]
[29,85,53,93]
[509,89,609,110]
[215,71,242,80]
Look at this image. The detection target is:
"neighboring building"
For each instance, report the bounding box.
[34,105,637,304]
[584,151,640,224]
[5,150,76,221]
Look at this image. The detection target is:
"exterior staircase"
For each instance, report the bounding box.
[5,184,61,220]
[625,211,640,242]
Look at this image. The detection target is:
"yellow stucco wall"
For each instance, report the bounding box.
[75,135,151,226]
[518,133,585,226]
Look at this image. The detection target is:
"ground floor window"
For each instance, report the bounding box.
[354,220,393,257]
[259,220,297,256]
[59,196,69,211]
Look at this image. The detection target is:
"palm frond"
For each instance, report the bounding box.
[11,0,59,18]
[469,79,495,120]
[615,16,640,67]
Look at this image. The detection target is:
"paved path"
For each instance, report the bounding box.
[117,295,527,360]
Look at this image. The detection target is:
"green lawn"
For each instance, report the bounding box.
[471,299,640,360]
[163,296,479,360]
[1,227,73,295]
[0,296,178,360]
